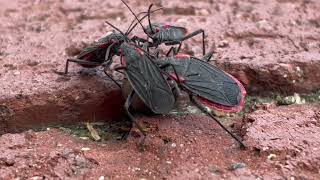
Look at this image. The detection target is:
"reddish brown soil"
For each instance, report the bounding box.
[0,115,279,179]
[1,106,319,179]
[243,104,320,179]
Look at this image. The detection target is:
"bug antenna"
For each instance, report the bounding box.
[105,21,129,42]
[125,11,145,35]
[125,7,163,35]
[147,4,155,34]
[120,0,150,37]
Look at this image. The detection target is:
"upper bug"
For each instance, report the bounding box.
[121,0,206,56]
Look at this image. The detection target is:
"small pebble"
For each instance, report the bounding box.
[13,71,21,75]
[218,40,229,48]
[99,176,105,180]
[230,163,246,170]
[79,136,89,140]
[267,154,276,160]
[81,147,90,151]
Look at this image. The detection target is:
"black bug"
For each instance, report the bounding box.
[121,0,206,56]
[64,8,163,77]
[154,51,246,148]
[104,21,175,146]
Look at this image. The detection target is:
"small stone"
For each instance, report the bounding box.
[13,71,21,75]
[230,163,246,170]
[262,147,269,151]
[218,40,229,48]
[30,177,43,180]
[166,161,172,164]
[81,147,90,151]
[79,136,89,140]
[267,154,276,160]
[99,176,105,180]
[171,143,177,148]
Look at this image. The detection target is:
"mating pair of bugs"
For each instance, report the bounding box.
[64,0,246,148]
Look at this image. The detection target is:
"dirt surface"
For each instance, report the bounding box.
[1,0,320,179]
[1,106,319,179]
[243,104,320,179]
[1,0,320,128]
[0,115,280,179]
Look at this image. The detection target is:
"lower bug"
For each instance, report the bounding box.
[151,51,247,148]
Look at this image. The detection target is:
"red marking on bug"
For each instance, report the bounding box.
[175,53,190,59]
[83,53,92,60]
[198,73,246,113]
[120,54,126,66]
[164,24,171,29]
[169,73,185,82]
[135,48,144,56]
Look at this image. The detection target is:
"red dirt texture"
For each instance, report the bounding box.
[0,0,320,179]
[0,115,283,179]
[243,104,320,179]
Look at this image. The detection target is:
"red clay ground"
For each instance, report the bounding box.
[1,0,320,179]
[1,104,319,179]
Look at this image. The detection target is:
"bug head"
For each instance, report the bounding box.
[105,21,130,43]
[145,23,162,35]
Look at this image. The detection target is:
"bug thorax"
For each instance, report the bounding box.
[145,23,165,35]
[120,43,143,60]
[98,32,126,44]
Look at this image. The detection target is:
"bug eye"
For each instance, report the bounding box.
[155,28,160,33]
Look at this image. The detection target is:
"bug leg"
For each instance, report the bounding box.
[120,118,133,140]
[175,43,182,55]
[65,59,101,74]
[103,67,121,89]
[171,80,182,97]
[159,63,181,84]
[131,36,148,46]
[125,90,147,149]
[104,42,116,63]
[166,47,177,57]
[181,29,206,56]
[202,50,214,62]
[189,95,246,149]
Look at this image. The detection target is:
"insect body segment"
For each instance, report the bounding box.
[145,23,188,45]
[156,54,245,112]
[120,43,175,114]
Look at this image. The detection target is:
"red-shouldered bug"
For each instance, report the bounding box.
[64,8,162,76]
[121,1,206,56]
[154,51,246,148]
[104,21,175,147]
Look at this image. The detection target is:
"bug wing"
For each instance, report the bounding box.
[166,57,244,107]
[124,50,175,114]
